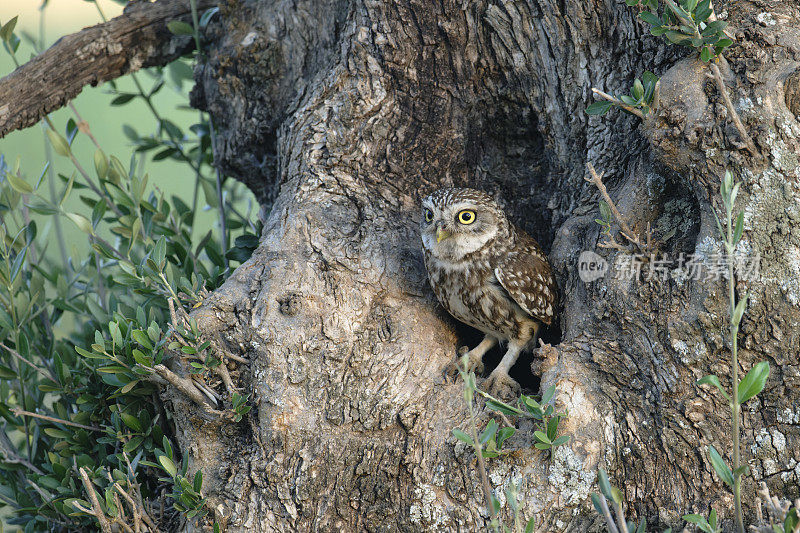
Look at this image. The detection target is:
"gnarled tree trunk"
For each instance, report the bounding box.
[172,0,800,530]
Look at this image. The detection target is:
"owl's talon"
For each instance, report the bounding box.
[481,370,520,400]
[445,349,484,382]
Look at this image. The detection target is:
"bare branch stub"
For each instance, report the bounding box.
[585,162,652,253]
[0,0,216,138]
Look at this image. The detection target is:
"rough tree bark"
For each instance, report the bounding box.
[5,0,797,530]
[176,0,800,530]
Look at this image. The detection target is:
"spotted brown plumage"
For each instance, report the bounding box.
[420,187,557,396]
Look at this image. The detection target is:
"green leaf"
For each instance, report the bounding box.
[534,430,550,444]
[65,213,94,235]
[715,38,733,49]
[484,397,524,416]
[153,236,167,270]
[732,293,748,327]
[709,508,717,529]
[524,516,535,533]
[702,20,727,36]
[551,435,570,447]
[121,413,142,433]
[635,517,647,533]
[632,79,644,100]
[131,330,153,350]
[697,374,731,401]
[639,11,661,25]
[158,455,178,478]
[683,514,709,526]
[784,508,799,533]
[665,31,693,46]
[167,20,195,36]
[46,129,71,157]
[452,429,473,446]
[700,46,711,62]
[707,445,734,488]
[738,361,769,404]
[9,246,26,283]
[497,427,515,448]
[5,171,33,194]
[598,468,614,500]
[0,364,17,379]
[94,149,109,180]
[733,212,744,244]
[713,211,725,241]
[110,94,136,106]
[0,16,18,42]
[591,493,604,515]
[586,101,614,115]
[479,419,499,445]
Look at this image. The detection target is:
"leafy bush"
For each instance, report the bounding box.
[0,4,259,530]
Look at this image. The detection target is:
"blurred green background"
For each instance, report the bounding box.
[0,0,255,265]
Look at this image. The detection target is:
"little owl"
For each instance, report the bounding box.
[420,188,557,396]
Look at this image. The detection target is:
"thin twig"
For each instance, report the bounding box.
[68,102,102,150]
[709,61,758,157]
[0,426,45,475]
[0,341,55,382]
[226,352,249,364]
[591,88,646,120]
[585,162,649,251]
[78,467,113,533]
[597,493,620,533]
[613,500,628,533]
[11,408,103,432]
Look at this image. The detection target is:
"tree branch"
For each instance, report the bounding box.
[709,61,759,157]
[591,88,646,120]
[0,0,216,138]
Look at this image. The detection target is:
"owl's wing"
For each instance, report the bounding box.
[494,240,557,326]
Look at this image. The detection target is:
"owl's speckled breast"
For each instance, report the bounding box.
[423,250,537,342]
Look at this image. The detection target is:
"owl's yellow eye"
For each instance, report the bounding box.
[424,208,434,223]
[457,210,476,225]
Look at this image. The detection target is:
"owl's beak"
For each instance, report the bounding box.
[436,227,451,243]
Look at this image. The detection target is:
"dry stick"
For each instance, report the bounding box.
[152,364,222,413]
[11,408,102,432]
[79,467,114,533]
[591,88,646,120]
[226,352,250,364]
[122,451,161,533]
[709,61,758,157]
[585,163,648,250]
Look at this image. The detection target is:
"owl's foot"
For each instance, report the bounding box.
[445,346,485,381]
[481,369,520,400]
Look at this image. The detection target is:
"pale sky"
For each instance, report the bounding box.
[0,0,124,45]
